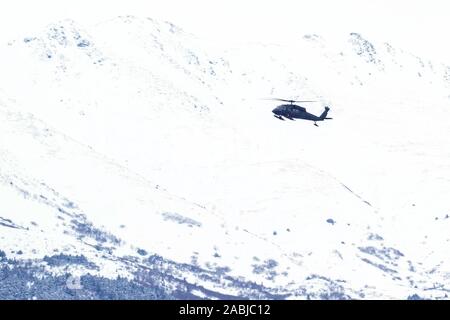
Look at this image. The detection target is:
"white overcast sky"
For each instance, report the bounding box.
[1,0,449,62]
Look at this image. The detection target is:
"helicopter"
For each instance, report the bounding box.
[269,98,332,126]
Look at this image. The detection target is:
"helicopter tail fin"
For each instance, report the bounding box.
[319,107,330,120]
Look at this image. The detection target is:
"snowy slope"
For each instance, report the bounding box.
[0,16,449,299]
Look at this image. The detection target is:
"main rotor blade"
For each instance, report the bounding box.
[263,98,317,103]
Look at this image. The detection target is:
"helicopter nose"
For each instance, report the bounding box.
[272,108,280,115]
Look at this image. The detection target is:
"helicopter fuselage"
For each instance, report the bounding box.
[272,104,330,121]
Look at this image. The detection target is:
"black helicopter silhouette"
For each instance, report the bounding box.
[269,98,332,126]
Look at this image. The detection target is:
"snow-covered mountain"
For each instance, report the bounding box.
[1,15,449,299]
